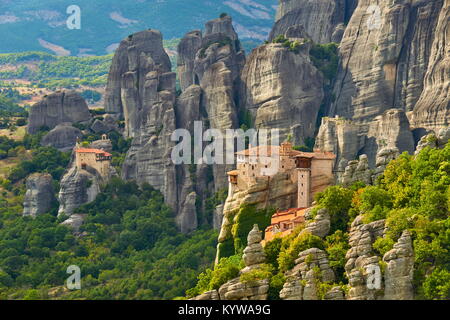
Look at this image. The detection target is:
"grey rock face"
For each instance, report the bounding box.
[270,0,347,44]
[90,116,119,134]
[190,290,219,300]
[27,90,91,134]
[60,214,87,233]
[316,109,413,169]
[240,42,323,145]
[300,208,331,238]
[329,0,449,135]
[89,139,113,153]
[315,116,363,168]
[411,0,450,131]
[338,147,400,186]
[58,167,101,216]
[383,230,414,300]
[175,191,198,234]
[41,124,83,152]
[218,278,269,300]
[177,31,202,91]
[23,173,55,217]
[415,127,450,155]
[104,30,172,115]
[280,247,335,300]
[345,215,386,300]
[324,286,345,300]
[241,225,266,273]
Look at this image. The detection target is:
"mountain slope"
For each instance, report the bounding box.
[0,0,277,56]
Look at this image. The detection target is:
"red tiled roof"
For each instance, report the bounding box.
[76,148,112,157]
[227,170,239,176]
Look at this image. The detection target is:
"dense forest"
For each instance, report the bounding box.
[0,127,218,300]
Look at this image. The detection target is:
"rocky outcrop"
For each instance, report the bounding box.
[240,40,323,145]
[270,0,348,44]
[280,248,335,300]
[175,191,198,234]
[218,225,269,300]
[89,138,113,153]
[326,0,449,143]
[104,30,172,115]
[315,109,413,169]
[345,215,386,300]
[109,30,180,224]
[300,208,330,238]
[315,116,363,168]
[60,214,87,234]
[383,230,414,300]
[218,278,269,300]
[23,173,55,217]
[364,109,415,166]
[241,225,266,274]
[41,124,83,152]
[190,290,219,300]
[90,115,119,134]
[27,90,91,134]
[338,147,400,186]
[191,15,245,189]
[177,31,202,91]
[415,127,450,155]
[219,172,298,251]
[193,225,269,300]
[411,0,450,131]
[58,166,101,216]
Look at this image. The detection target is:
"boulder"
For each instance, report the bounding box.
[41,124,83,152]
[27,90,91,134]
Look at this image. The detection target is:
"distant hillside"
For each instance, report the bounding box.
[0,0,277,56]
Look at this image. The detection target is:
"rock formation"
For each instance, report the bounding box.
[270,0,350,44]
[218,278,270,300]
[280,248,336,300]
[300,208,331,238]
[41,124,83,152]
[411,0,450,130]
[58,166,101,216]
[192,225,269,300]
[104,30,172,116]
[239,39,323,145]
[345,215,386,300]
[241,225,266,274]
[383,230,414,300]
[60,214,87,234]
[338,147,400,186]
[415,127,450,155]
[313,0,449,167]
[219,172,298,255]
[23,173,55,217]
[27,90,91,134]
[177,30,202,91]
